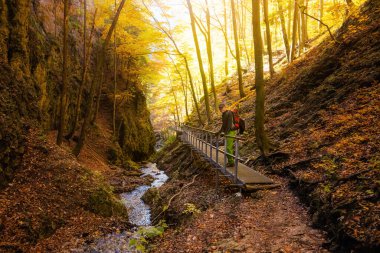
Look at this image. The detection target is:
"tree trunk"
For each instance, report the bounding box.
[297,4,302,56]
[290,0,298,62]
[170,56,189,120]
[186,0,211,122]
[231,0,246,98]
[184,73,189,119]
[303,0,308,41]
[57,0,70,146]
[205,0,217,111]
[66,6,97,140]
[113,0,117,136]
[185,57,203,125]
[73,0,127,156]
[278,1,290,62]
[287,0,292,40]
[263,0,274,77]
[241,1,251,67]
[252,0,270,156]
[172,87,180,125]
[223,0,229,78]
[92,69,104,124]
[319,0,323,30]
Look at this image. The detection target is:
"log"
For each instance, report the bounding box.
[245,184,281,191]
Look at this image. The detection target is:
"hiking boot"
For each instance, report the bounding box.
[226,162,235,167]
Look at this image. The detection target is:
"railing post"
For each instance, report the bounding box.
[205,133,208,157]
[202,133,204,153]
[216,134,219,165]
[224,136,227,173]
[196,132,198,149]
[207,133,210,158]
[199,132,201,151]
[210,134,213,159]
[234,138,239,184]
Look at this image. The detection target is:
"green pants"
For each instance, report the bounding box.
[226,130,236,164]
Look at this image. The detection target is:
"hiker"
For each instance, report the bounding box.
[217,103,237,167]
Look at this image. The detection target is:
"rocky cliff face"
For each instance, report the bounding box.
[117,82,156,161]
[0,0,155,187]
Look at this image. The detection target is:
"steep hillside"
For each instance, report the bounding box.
[0,0,155,187]
[189,0,379,250]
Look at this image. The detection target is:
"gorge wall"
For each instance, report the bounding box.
[0,0,155,187]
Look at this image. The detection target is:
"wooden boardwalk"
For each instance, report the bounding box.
[179,127,273,188]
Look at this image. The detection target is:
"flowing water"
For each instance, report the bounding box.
[83,163,168,252]
[120,164,168,226]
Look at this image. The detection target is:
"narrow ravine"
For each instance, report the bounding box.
[83,163,168,252]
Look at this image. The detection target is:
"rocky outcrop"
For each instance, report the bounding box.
[117,83,155,161]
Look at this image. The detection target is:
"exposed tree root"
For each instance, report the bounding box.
[152,174,199,223]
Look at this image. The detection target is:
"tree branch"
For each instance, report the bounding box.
[298,4,342,44]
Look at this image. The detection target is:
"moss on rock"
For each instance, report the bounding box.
[116,85,156,162]
[87,186,128,219]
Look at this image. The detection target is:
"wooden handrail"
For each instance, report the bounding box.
[182,124,246,141]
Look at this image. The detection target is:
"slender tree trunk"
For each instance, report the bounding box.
[113,0,117,136]
[184,57,203,125]
[186,0,211,122]
[252,0,270,156]
[304,0,308,41]
[205,0,217,111]
[57,0,70,145]
[319,0,323,30]
[223,0,229,78]
[278,1,290,62]
[299,0,306,53]
[263,0,274,77]
[170,56,189,120]
[231,0,246,98]
[297,5,302,56]
[290,0,298,62]
[241,0,251,67]
[92,69,104,124]
[184,73,189,119]
[73,0,127,156]
[66,5,97,140]
[172,87,180,125]
[287,0,292,40]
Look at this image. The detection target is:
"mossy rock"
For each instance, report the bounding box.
[142,187,161,206]
[106,146,122,165]
[87,187,128,219]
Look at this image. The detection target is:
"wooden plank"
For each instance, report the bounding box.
[188,135,273,184]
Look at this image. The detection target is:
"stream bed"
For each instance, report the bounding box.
[120,164,168,226]
[84,163,168,252]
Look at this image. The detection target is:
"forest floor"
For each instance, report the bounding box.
[147,142,328,253]
[0,99,151,252]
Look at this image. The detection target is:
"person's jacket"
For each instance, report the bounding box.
[219,110,234,134]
